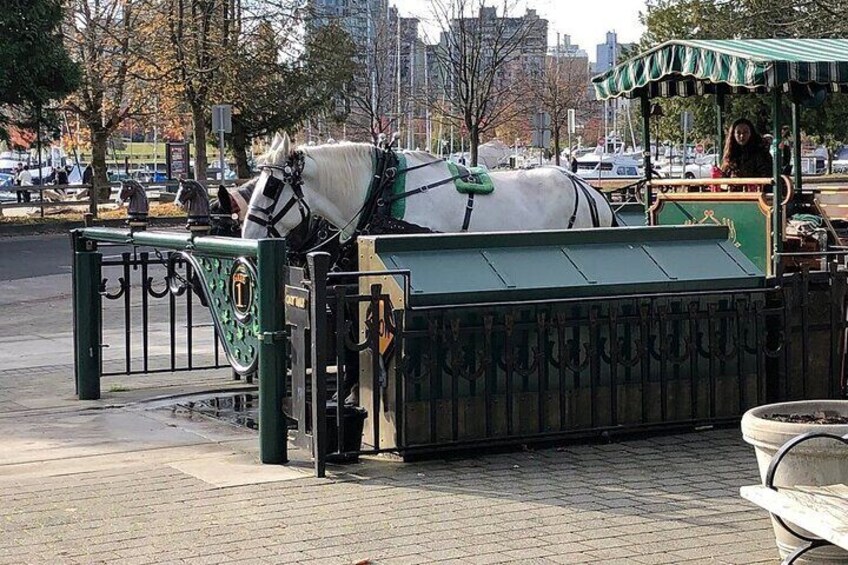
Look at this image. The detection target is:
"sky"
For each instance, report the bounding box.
[392,0,647,63]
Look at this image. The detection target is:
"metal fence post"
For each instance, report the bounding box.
[257,238,288,464]
[72,230,102,400]
[307,252,331,478]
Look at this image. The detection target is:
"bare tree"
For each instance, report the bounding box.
[157,0,235,182]
[538,54,590,166]
[62,0,152,213]
[426,0,544,165]
[219,15,356,176]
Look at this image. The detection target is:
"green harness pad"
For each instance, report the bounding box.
[447,162,495,195]
[391,153,408,219]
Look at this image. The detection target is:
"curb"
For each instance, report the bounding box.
[0,217,187,238]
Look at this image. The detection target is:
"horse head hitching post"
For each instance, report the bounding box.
[118,180,149,232]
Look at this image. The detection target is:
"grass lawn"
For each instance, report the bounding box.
[0,202,185,225]
[76,143,226,166]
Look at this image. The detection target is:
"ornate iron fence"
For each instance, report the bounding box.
[71,228,289,464]
[290,254,847,476]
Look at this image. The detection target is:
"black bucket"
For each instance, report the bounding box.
[324,402,367,463]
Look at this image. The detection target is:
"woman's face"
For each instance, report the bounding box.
[734,123,752,147]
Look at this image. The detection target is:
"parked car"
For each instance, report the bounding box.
[0,172,16,203]
[574,154,641,180]
[0,172,14,189]
[657,154,718,179]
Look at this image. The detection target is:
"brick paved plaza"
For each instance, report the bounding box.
[0,363,780,565]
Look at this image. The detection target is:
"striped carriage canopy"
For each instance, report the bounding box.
[592,39,848,100]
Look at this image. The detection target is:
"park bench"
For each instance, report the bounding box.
[740,431,848,565]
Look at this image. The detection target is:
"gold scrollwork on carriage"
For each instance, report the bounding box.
[684,209,741,248]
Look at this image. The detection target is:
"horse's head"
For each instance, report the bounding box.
[242,132,312,241]
[242,132,373,243]
[174,179,197,209]
[118,180,149,214]
[209,184,242,237]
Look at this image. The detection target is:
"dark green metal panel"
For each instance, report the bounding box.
[615,203,648,227]
[370,226,765,307]
[653,199,769,273]
[191,254,260,373]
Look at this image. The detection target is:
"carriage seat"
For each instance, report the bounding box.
[447,162,495,195]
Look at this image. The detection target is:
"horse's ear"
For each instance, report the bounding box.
[281,132,291,156]
[271,132,284,151]
[217,184,232,215]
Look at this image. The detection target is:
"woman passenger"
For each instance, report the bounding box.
[721,118,773,182]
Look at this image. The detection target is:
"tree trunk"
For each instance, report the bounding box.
[554,125,562,166]
[469,125,480,167]
[90,127,110,215]
[191,102,208,182]
[231,119,251,179]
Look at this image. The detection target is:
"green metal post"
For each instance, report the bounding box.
[792,102,802,192]
[772,89,783,277]
[73,231,102,400]
[641,93,652,221]
[715,92,726,164]
[257,238,288,464]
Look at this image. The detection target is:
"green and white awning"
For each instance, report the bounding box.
[593,39,848,100]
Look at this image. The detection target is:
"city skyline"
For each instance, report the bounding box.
[392,0,645,63]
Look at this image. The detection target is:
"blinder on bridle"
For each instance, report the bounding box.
[246,150,314,242]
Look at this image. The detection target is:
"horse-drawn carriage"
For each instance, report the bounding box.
[594,38,848,275]
[74,39,848,474]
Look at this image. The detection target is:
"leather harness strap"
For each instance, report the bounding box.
[462,194,475,231]
[567,182,581,228]
[385,172,478,204]
[584,183,600,227]
[560,169,601,229]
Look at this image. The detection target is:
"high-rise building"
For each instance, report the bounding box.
[594,32,635,149]
[306,2,552,146]
[595,31,634,73]
[435,7,549,88]
[307,0,390,48]
[549,34,588,60]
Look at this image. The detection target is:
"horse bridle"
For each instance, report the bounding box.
[246,151,313,240]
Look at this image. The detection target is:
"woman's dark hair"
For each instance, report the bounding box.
[721,118,764,171]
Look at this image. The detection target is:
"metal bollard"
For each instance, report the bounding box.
[257,238,288,464]
[72,232,102,400]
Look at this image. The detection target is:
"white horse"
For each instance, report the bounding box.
[242,133,615,241]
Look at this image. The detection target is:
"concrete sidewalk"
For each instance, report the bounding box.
[0,360,780,565]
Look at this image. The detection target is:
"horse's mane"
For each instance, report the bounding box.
[264,141,444,212]
[267,141,375,205]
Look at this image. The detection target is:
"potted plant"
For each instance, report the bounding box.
[741,400,848,564]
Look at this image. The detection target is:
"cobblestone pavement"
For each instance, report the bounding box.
[0,363,780,565]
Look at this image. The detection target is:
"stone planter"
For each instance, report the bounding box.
[741,400,848,564]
